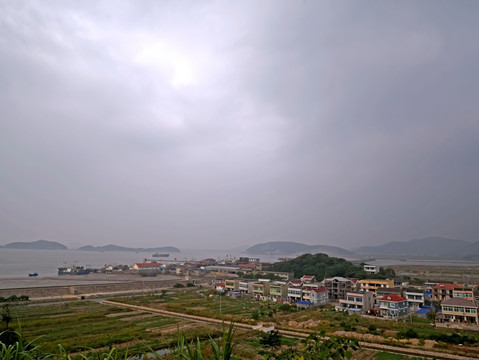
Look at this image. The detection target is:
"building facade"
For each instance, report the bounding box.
[378,294,409,319]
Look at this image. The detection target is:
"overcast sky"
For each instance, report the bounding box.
[1,1,478,250]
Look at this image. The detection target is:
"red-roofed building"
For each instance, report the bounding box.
[237,263,256,272]
[133,262,161,270]
[215,282,226,292]
[433,283,464,302]
[301,275,317,283]
[379,294,409,319]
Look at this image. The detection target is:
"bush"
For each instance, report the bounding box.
[173,283,185,288]
[397,329,418,339]
[279,304,292,312]
[260,330,282,348]
[0,330,20,346]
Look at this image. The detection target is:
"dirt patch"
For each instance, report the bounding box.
[333,330,386,343]
[189,306,207,311]
[408,338,436,349]
[288,319,321,328]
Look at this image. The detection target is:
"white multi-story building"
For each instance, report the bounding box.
[404,288,425,311]
[364,264,380,274]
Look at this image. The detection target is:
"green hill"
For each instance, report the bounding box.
[266,253,367,280]
[246,241,353,257]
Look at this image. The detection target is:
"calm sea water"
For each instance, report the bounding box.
[0,248,284,278]
[1,248,477,278]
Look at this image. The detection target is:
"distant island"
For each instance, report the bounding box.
[0,240,181,253]
[78,244,181,253]
[246,241,353,257]
[354,236,479,259]
[2,240,68,250]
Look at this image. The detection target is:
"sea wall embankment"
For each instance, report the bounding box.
[0,278,189,300]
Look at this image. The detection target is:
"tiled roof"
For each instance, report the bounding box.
[433,283,464,290]
[325,276,352,282]
[289,280,303,286]
[379,294,406,302]
[442,298,477,307]
[309,287,328,293]
[135,262,161,267]
[301,275,315,279]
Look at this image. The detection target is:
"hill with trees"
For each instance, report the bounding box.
[265,253,365,280]
[265,253,394,280]
[246,241,353,257]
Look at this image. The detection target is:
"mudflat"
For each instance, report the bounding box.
[0,272,182,290]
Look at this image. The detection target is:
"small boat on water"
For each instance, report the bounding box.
[28,272,38,277]
[58,266,90,275]
[152,253,169,257]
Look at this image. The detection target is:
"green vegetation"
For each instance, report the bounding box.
[2,290,479,359]
[374,352,409,360]
[0,295,29,303]
[1,323,359,360]
[265,253,368,280]
[260,332,359,359]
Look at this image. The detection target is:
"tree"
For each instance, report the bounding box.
[1,304,12,329]
[260,330,282,348]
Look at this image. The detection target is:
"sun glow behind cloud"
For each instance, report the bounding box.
[135,38,199,89]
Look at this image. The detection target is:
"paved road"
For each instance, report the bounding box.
[103,300,478,360]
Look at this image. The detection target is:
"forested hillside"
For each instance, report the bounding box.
[266,253,393,280]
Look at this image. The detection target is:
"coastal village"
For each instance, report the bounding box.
[87,255,479,329]
[2,254,479,359]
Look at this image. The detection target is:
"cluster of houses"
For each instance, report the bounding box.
[210,266,479,325]
[132,258,478,325]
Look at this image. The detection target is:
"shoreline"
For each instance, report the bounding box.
[0,272,192,300]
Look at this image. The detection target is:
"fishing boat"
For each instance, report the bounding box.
[28,272,38,277]
[152,253,169,257]
[58,266,90,275]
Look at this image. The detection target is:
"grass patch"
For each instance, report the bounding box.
[374,352,409,359]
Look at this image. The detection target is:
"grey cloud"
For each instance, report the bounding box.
[1,1,478,249]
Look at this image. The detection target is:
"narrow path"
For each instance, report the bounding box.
[102,300,476,360]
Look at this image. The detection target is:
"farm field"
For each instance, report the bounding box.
[3,288,479,359]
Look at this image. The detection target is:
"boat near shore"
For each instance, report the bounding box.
[58,266,90,275]
[152,253,169,257]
